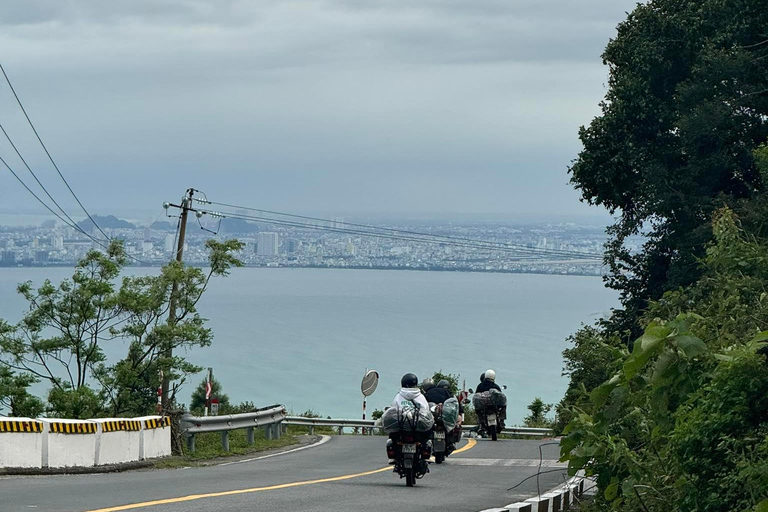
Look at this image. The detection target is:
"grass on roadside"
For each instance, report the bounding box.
[154,428,299,469]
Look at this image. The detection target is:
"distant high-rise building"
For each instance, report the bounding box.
[164,234,175,253]
[52,235,64,251]
[142,241,153,254]
[287,239,300,253]
[257,232,279,256]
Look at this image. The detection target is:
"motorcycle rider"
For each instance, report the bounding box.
[427,379,465,454]
[475,369,505,432]
[387,373,432,464]
[421,378,435,394]
[424,379,451,404]
[476,369,501,393]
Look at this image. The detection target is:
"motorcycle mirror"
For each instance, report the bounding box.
[502,385,508,390]
[468,388,474,393]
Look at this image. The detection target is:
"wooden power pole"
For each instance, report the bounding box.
[161,188,194,409]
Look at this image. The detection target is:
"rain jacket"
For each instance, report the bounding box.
[476,379,501,393]
[392,387,430,413]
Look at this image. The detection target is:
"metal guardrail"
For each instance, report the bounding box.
[461,425,554,437]
[283,416,376,435]
[180,405,287,452]
[180,406,555,452]
[282,416,554,437]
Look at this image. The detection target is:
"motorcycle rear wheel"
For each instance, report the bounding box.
[489,425,498,441]
[435,452,445,464]
[405,467,416,487]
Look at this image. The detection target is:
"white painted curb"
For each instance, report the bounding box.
[478,473,590,512]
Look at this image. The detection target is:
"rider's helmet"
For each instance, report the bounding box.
[437,379,450,390]
[485,369,496,381]
[401,373,419,388]
[421,378,434,391]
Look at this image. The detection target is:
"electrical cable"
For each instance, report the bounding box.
[198,199,598,260]
[0,153,148,265]
[197,208,603,261]
[0,62,110,241]
[0,120,97,241]
[210,209,599,260]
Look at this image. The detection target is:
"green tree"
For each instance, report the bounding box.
[0,242,125,417]
[96,239,244,416]
[0,367,44,417]
[560,209,768,511]
[569,0,768,337]
[0,238,243,418]
[556,326,625,432]
[523,398,554,428]
[431,370,460,396]
[189,376,230,413]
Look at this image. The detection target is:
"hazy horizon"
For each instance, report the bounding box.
[0,1,638,220]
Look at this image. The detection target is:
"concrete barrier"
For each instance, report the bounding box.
[0,418,44,469]
[1,415,172,470]
[136,416,171,460]
[480,475,589,512]
[42,419,98,468]
[94,419,142,465]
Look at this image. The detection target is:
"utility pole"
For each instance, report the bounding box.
[161,188,194,409]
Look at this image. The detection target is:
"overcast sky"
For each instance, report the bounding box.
[0,0,638,222]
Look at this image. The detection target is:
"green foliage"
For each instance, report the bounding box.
[523,398,554,429]
[47,385,104,419]
[0,242,125,417]
[189,376,230,414]
[560,208,768,511]
[557,326,625,432]
[0,367,44,417]
[569,0,768,335]
[371,409,383,420]
[0,238,243,418]
[431,370,460,396]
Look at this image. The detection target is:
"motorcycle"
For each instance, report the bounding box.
[477,405,506,441]
[431,400,462,463]
[386,432,431,486]
[431,403,448,464]
[472,389,508,441]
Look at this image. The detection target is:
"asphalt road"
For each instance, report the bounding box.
[3,436,567,512]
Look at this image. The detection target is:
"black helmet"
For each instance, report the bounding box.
[401,373,418,388]
[421,378,434,391]
[437,379,450,390]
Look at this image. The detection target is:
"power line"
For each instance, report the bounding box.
[196,207,602,261]
[0,153,149,265]
[0,120,97,241]
[198,199,597,260]
[0,62,110,241]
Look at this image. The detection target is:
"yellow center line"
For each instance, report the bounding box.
[80,438,477,512]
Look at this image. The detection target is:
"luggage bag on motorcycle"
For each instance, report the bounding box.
[440,398,460,431]
[381,407,435,433]
[472,389,507,412]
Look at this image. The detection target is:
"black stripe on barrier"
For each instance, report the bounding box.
[101,420,142,432]
[0,420,43,433]
[143,417,170,430]
[49,422,97,434]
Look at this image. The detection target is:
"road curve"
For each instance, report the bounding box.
[3,436,566,512]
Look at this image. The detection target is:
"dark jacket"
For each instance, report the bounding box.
[476,379,501,393]
[424,386,451,405]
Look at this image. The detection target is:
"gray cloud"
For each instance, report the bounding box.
[0,0,637,219]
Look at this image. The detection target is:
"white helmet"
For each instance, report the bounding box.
[485,369,496,381]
